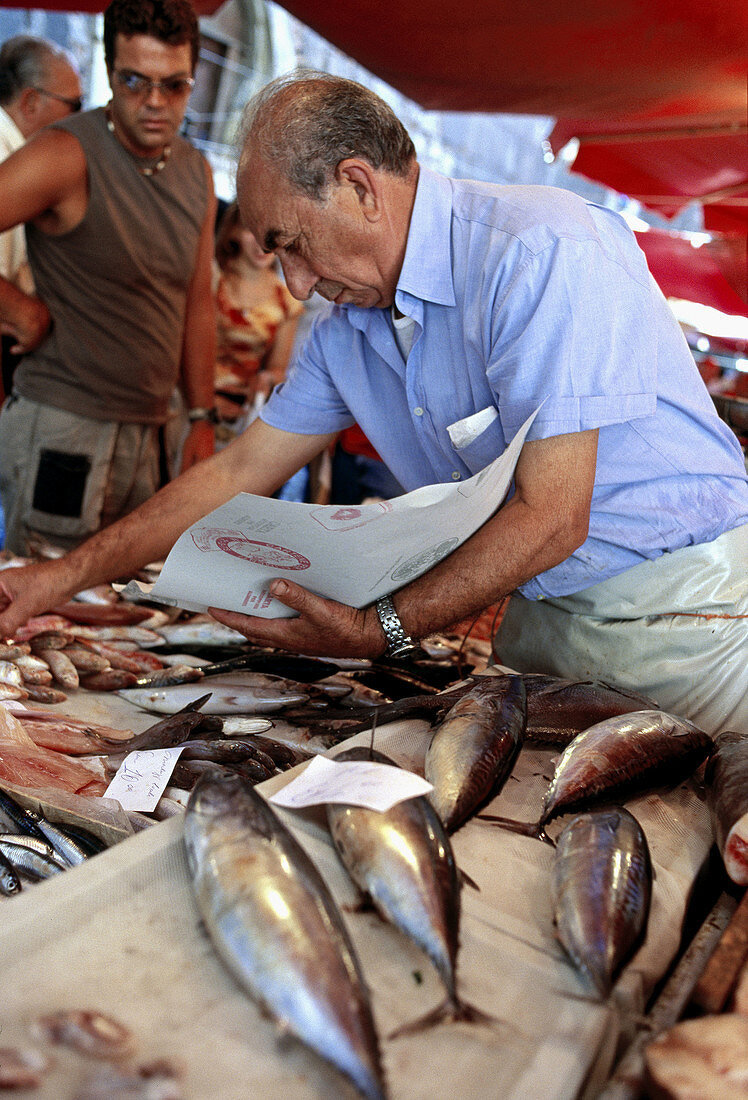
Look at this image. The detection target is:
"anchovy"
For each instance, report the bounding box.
[481,710,713,841]
[705,729,748,886]
[0,833,68,868]
[0,849,22,895]
[327,747,492,1035]
[551,807,652,998]
[117,683,309,715]
[0,789,88,866]
[425,675,527,832]
[184,772,386,1100]
[0,840,64,880]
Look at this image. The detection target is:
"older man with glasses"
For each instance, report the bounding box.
[0,0,216,556]
[0,35,82,397]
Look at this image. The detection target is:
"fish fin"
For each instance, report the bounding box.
[387,996,505,1039]
[459,867,481,892]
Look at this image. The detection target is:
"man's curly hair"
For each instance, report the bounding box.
[103,0,200,73]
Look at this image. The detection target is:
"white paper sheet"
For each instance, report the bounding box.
[268,755,433,811]
[122,407,539,617]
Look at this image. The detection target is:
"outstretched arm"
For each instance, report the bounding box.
[0,420,335,638]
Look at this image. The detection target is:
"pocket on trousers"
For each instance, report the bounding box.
[32,449,92,518]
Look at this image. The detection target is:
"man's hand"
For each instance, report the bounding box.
[1,295,51,355]
[180,420,215,472]
[0,560,75,640]
[209,578,387,659]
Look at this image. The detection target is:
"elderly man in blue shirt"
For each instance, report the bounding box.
[0,71,746,735]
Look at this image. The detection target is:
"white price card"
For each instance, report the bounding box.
[269,754,433,813]
[104,747,186,812]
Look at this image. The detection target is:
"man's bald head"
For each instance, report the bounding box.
[238,70,416,202]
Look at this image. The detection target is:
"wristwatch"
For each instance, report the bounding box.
[187,406,220,425]
[375,595,418,658]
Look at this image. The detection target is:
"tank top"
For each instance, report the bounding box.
[16,107,209,423]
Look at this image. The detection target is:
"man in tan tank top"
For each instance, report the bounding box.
[0,0,217,555]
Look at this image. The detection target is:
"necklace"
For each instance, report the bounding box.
[105,110,171,177]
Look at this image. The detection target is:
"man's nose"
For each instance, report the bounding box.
[280,254,316,301]
[144,84,169,107]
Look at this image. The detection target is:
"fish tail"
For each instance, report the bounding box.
[387,995,505,1040]
[476,813,552,844]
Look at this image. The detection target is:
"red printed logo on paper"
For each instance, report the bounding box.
[310,501,391,532]
[214,536,311,570]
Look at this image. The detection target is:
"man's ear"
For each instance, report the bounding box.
[335,159,382,222]
[17,86,40,125]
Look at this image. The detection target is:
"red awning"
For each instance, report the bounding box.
[635,229,747,318]
[11,0,748,309]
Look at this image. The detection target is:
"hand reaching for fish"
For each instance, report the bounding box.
[0,560,80,642]
[208,578,389,659]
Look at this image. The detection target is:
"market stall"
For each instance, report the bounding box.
[0,674,716,1099]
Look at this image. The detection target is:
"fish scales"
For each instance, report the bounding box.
[425,675,526,832]
[705,729,748,886]
[551,807,652,998]
[540,710,712,825]
[184,773,386,1100]
[327,747,461,1003]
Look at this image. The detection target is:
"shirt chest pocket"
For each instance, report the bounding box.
[446,406,507,474]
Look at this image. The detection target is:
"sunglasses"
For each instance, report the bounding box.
[113,70,195,99]
[33,87,83,112]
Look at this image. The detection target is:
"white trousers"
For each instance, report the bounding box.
[495,525,748,736]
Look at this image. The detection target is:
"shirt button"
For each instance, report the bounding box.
[413,406,424,416]
[451,471,461,480]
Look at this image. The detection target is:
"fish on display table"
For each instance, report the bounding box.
[551,807,652,999]
[327,746,494,1035]
[425,674,527,832]
[705,729,748,886]
[481,710,713,842]
[184,772,386,1100]
[117,680,310,715]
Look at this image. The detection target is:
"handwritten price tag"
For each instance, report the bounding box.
[104,747,186,812]
[269,754,432,813]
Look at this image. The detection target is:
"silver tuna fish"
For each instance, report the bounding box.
[551,807,652,998]
[184,772,386,1100]
[327,746,492,1034]
[425,674,526,832]
[482,709,712,842]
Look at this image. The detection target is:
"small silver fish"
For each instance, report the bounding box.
[551,807,652,998]
[153,620,247,647]
[0,840,64,880]
[118,683,309,714]
[185,772,386,1099]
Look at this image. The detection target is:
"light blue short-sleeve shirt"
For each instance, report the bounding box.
[263,166,748,598]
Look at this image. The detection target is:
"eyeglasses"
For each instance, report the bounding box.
[113,70,195,99]
[32,88,83,112]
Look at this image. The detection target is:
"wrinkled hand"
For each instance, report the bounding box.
[179,421,215,472]
[209,579,387,659]
[0,559,73,640]
[1,295,52,355]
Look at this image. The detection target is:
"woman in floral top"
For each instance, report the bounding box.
[213,202,302,429]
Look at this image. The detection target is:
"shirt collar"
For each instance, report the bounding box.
[0,106,24,153]
[396,165,456,309]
